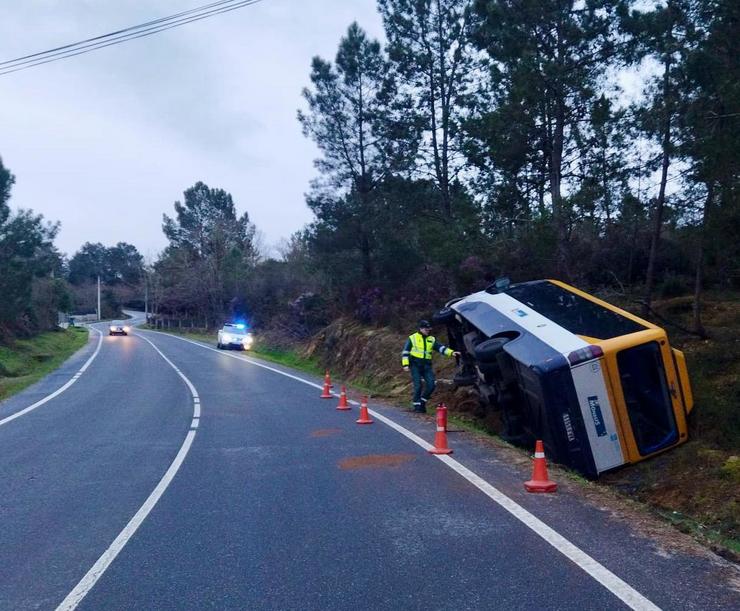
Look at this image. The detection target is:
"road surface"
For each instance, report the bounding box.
[0,316,737,610]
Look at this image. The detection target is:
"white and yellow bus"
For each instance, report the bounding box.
[437,279,693,478]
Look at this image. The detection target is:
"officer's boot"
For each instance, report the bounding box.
[412,401,423,413]
[419,398,428,414]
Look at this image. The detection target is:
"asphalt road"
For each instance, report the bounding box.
[0,317,737,610]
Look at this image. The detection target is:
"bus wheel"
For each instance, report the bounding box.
[474,337,510,363]
[432,307,456,325]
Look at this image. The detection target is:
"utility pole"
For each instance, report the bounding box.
[97,274,101,321]
[144,273,149,322]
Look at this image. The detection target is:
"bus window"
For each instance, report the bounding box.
[503,281,645,339]
[617,342,678,455]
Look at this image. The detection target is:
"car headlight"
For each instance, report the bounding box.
[123,326,130,332]
[222,334,231,342]
[110,325,116,331]
[243,335,253,344]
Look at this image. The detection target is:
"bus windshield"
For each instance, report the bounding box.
[617,342,678,454]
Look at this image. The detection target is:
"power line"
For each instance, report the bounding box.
[0,0,264,77]
[0,0,244,67]
[0,0,263,75]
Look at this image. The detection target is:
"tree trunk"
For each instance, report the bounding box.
[549,104,570,280]
[692,184,712,338]
[602,142,611,223]
[537,151,548,217]
[643,57,672,316]
[427,66,448,217]
[548,19,570,281]
[627,209,639,287]
[436,0,451,218]
[360,231,372,281]
[356,187,373,282]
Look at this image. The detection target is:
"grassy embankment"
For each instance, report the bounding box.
[0,327,89,401]
[149,294,739,557]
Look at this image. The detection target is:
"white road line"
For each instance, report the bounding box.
[56,333,200,611]
[138,329,326,390]
[0,327,103,429]
[140,329,661,611]
[436,455,660,611]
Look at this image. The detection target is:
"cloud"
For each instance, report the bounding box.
[0,0,384,256]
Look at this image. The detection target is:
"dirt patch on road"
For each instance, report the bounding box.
[310,428,342,438]
[338,454,416,470]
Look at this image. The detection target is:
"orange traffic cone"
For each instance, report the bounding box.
[320,377,332,399]
[524,440,557,493]
[336,385,351,411]
[356,396,373,424]
[428,404,453,455]
[324,370,334,388]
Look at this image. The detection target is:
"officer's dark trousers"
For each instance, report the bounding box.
[410,360,435,412]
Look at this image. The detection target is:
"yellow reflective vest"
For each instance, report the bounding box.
[401,332,453,367]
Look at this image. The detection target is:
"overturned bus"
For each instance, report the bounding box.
[434,279,694,478]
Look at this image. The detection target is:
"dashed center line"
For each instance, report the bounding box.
[56,333,201,611]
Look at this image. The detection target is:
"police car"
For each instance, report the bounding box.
[217,323,254,350]
[434,278,693,478]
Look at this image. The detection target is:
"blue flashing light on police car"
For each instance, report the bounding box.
[217,322,254,351]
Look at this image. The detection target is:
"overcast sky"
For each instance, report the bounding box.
[0,0,384,260]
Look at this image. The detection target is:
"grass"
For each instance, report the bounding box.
[0,327,89,401]
[657,508,740,557]
[248,345,324,377]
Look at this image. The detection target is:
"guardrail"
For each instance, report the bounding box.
[148,316,213,332]
[69,314,99,323]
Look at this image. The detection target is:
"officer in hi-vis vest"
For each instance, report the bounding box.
[401,320,460,413]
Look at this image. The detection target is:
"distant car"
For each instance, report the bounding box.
[217,323,254,350]
[109,322,130,336]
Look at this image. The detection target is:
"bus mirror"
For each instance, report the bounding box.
[494,277,511,291]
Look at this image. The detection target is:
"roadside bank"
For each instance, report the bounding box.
[0,327,89,401]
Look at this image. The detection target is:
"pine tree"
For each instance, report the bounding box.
[470,0,617,279]
[378,0,476,218]
[680,0,740,334]
[298,23,417,281]
[619,0,700,314]
[161,181,256,324]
